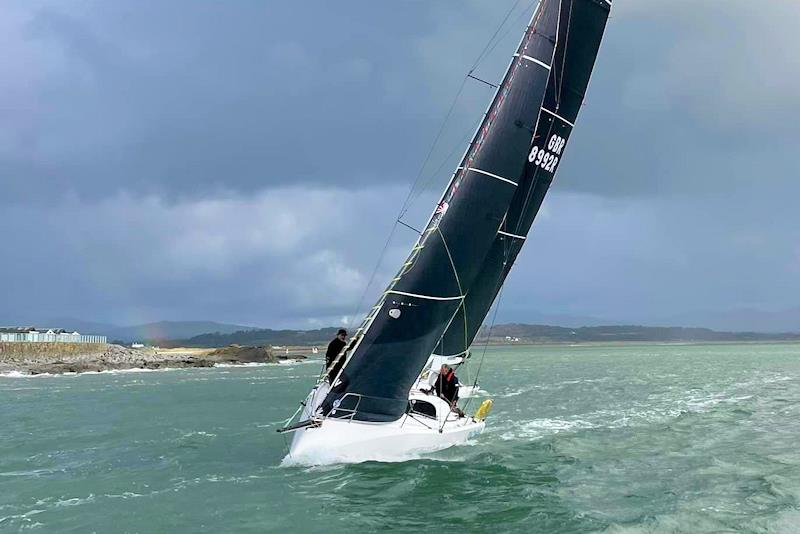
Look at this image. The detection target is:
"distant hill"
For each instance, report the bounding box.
[116,321,259,342]
[657,307,800,334]
[496,307,800,334]
[478,324,800,343]
[163,323,800,348]
[47,319,259,342]
[167,327,341,348]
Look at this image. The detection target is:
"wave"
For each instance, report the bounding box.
[214,362,271,368]
[0,371,33,378]
[0,367,181,378]
[215,360,318,368]
[281,447,466,468]
[0,508,45,528]
[498,417,597,441]
[499,387,527,398]
[54,494,96,508]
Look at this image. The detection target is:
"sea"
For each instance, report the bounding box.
[2,343,800,533]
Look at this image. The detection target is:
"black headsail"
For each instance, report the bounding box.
[323,0,563,422]
[438,0,612,358]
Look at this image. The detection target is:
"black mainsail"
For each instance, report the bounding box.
[323,0,610,423]
[438,0,612,358]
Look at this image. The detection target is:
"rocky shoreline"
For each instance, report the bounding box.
[0,342,305,375]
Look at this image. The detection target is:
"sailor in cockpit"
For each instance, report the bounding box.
[433,364,465,417]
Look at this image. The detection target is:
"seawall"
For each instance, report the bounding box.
[0,342,109,361]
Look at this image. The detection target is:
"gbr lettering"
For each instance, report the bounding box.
[527,134,566,173]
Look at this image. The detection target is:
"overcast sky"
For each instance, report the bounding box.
[2,1,798,329]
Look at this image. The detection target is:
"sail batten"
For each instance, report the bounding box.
[322,0,603,423]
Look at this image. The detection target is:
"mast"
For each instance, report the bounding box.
[321,0,563,423]
[438,0,612,357]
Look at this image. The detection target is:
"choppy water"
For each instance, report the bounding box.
[2,343,800,533]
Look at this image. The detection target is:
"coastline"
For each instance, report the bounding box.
[0,342,304,376]
[4,339,796,376]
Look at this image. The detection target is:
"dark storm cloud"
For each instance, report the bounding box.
[1,1,481,204]
[4,1,799,203]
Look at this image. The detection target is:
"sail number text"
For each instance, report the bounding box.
[528,134,566,173]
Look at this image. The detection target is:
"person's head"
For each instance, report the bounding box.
[440,363,450,375]
[337,328,347,341]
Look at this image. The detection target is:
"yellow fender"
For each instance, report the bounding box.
[473,399,493,421]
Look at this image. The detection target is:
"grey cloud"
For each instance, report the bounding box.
[557,0,800,197]
[500,189,800,322]
[0,185,416,327]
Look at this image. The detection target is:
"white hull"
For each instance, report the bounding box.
[283,392,484,465]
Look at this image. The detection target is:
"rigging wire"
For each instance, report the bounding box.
[399,0,540,221]
[555,0,573,110]
[461,282,506,417]
[469,0,526,73]
[346,0,538,332]
[474,0,541,71]
[399,113,482,221]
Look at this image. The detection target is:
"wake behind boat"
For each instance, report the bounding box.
[279,0,611,465]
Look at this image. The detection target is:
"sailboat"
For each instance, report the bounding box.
[279,0,611,465]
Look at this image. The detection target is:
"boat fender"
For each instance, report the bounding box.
[473,399,493,421]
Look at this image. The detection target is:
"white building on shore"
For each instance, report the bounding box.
[0,327,107,344]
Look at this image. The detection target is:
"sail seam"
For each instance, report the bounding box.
[498,230,526,240]
[515,53,552,70]
[541,107,575,127]
[467,167,518,186]
[387,290,463,301]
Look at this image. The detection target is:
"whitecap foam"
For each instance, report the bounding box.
[82,367,179,375]
[0,371,33,378]
[0,508,45,526]
[498,417,596,441]
[180,431,217,438]
[104,492,144,500]
[214,362,271,368]
[54,494,95,507]
[282,448,451,467]
[0,367,181,378]
[499,387,527,398]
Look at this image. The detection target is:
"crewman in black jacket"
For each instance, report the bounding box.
[435,364,459,406]
[325,329,347,383]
